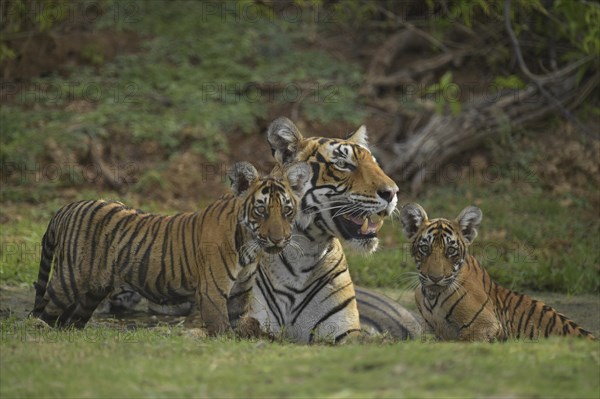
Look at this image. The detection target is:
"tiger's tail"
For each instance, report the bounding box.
[355,285,422,340]
[504,292,596,340]
[31,221,56,318]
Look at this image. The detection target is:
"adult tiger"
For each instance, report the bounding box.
[31,161,310,334]
[102,118,422,341]
[400,203,595,341]
[233,117,420,343]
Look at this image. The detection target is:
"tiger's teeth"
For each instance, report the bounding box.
[374,220,384,232]
[369,214,382,224]
[360,218,369,234]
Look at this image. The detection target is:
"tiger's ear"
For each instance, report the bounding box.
[285,162,311,197]
[346,125,368,147]
[456,206,482,244]
[400,203,428,239]
[267,117,304,166]
[228,162,259,196]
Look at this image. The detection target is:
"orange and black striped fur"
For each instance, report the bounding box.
[32,162,310,334]
[400,203,595,341]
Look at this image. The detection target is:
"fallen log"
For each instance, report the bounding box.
[382,73,598,194]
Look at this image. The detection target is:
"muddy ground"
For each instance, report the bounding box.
[2,285,598,338]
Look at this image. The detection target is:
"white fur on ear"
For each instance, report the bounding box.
[228,162,259,196]
[456,206,483,244]
[400,203,428,239]
[346,125,368,148]
[285,162,311,197]
[267,117,304,165]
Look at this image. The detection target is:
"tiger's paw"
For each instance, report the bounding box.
[235,316,264,339]
[26,315,51,330]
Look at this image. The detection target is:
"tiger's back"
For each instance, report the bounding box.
[33,197,246,330]
[401,203,595,341]
[32,162,309,333]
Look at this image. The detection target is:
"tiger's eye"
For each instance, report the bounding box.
[419,244,429,254]
[335,160,348,169]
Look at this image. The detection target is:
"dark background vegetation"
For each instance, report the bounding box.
[1,0,598,294]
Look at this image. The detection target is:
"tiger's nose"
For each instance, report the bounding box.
[270,235,290,246]
[377,187,398,203]
[429,275,443,283]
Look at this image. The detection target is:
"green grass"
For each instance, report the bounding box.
[1,318,598,399]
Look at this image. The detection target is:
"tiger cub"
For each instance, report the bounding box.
[400,203,595,341]
[32,162,310,335]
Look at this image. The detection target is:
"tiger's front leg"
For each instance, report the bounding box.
[457,311,501,342]
[227,270,264,338]
[183,291,226,336]
[190,289,232,336]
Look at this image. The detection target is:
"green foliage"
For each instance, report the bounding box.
[0,0,72,62]
[426,0,598,96]
[553,0,600,57]
[494,74,527,90]
[423,72,461,116]
[80,43,104,65]
[327,0,379,30]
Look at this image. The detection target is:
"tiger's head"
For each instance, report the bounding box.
[228,161,310,254]
[267,117,398,253]
[400,203,483,293]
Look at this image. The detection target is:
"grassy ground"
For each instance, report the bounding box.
[1,316,598,399]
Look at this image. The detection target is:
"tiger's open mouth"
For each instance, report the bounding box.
[334,212,385,240]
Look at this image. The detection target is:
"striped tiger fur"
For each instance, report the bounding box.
[235,117,409,343]
[31,161,310,335]
[400,203,595,341]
